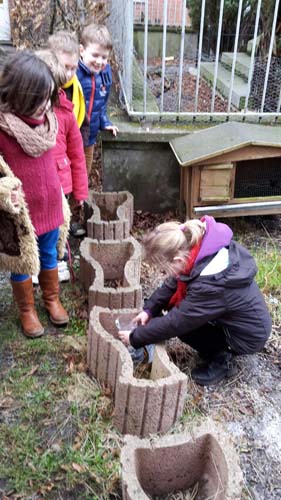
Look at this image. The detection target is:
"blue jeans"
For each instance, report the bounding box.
[11,228,59,282]
[128,344,155,364]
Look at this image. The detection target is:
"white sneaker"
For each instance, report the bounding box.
[32,275,39,285]
[57,261,70,282]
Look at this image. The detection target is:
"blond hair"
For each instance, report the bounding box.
[35,49,67,88]
[143,219,205,265]
[47,31,79,57]
[80,23,112,50]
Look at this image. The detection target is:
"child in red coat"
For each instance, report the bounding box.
[36,49,88,281]
[47,31,89,237]
[53,89,88,202]
[0,51,69,337]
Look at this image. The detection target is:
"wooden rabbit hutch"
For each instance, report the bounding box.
[170,122,281,218]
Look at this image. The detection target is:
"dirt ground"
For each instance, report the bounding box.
[0,211,280,499]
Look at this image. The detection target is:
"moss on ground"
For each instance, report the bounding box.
[0,276,122,499]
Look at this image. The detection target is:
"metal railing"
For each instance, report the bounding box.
[108,0,134,107]
[109,0,281,122]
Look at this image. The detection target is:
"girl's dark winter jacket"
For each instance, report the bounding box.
[77,61,113,146]
[130,217,272,355]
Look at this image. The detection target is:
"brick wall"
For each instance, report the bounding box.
[134,0,191,27]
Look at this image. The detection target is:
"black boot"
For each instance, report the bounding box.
[191,351,238,386]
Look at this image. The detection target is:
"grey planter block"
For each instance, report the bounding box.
[88,308,187,437]
[80,237,142,312]
[85,190,134,240]
[121,420,243,499]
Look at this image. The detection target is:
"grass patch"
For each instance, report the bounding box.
[0,335,122,499]
[0,276,122,499]
[214,216,281,359]
[253,245,281,295]
[223,215,281,298]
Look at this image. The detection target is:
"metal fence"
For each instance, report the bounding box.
[107,0,134,107]
[108,0,281,122]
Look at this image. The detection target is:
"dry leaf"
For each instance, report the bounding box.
[0,396,15,409]
[27,462,36,472]
[25,365,39,377]
[72,438,82,450]
[72,462,86,473]
[239,405,254,415]
[60,464,70,472]
[102,386,112,397]
[89,470,102,484]
[76,361,87,372]
[66,357,75,374]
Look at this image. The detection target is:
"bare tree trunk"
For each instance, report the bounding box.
[49,0,57,34]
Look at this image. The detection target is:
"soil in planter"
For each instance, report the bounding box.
[104,278,123,288]
[133,362,152,380]
[152,482,199,499]
[99,206,118,221]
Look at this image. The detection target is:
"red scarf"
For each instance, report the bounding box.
[168,242,201,308]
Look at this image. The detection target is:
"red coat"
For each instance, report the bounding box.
[0,117,63,237]
[54,90,88,201]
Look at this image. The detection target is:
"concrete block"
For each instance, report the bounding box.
[88,308,187,437]
[85,190,134,240]
[221,52,251,80]
[200,61,248,109]
[121,419,243,499]
[80,237,142,312]
[102,138,181,213]
[134,28,198,61]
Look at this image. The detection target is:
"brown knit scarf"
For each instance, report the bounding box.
[0,110,58,157]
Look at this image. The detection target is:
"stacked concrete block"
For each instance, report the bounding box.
[121,420,243,499]
[83,191,188,436]
[80,236,142,312]
[88,307,187,437]
[83,191,188,435]
[82,190,243,497]
[85,190,134,240]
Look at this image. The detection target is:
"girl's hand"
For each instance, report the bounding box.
[11,187,20,208]
[105,125,119,137]
[134,310,150,326]
[118,330,131,346]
